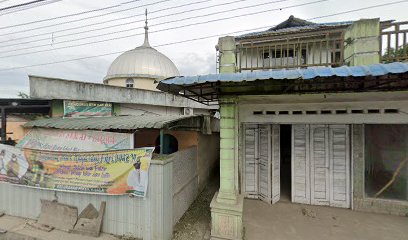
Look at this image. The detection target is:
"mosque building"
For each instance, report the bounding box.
[0,11,220,240]
[103,13,179,91]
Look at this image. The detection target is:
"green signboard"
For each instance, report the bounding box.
[63,100,112,118]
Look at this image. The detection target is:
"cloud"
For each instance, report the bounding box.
[175,52,216,76]
[0,51,112,97]
[0,70,29,97]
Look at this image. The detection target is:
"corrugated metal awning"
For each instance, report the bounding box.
[157,62,408,105]
[24,115,203,130]
[160,62,408,86]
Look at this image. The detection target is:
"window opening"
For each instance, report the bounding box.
[154,134,178,154]
[126,78,134,88]
[365,125,408,201]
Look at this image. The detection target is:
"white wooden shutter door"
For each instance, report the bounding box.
[271,124,280,204]
[310,125,330,206]
[292,124,310,204]
[258,125,271,202]
[329,125,350,208]
[244,124,258,196]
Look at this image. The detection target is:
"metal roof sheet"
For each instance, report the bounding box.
[235,21,353,39]
[160,62,408,86]
[24,115,200,130]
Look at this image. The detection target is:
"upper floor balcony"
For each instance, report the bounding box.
[236,29,345,71]
[216,16,408,73]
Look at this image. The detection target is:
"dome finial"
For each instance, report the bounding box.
[142,9,150,47]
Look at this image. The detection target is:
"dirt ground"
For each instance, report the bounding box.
[244,199,408,240]
[172,178,218,240]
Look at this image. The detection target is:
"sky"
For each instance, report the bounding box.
[0,0,407,97]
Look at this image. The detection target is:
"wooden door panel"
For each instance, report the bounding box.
[271,124,280,204]
[329,125,350,208]
[244,125,258,195]
[258,125,271,202]
[310,125,330,206]
[292,124,310,204]
[243,124,280,204]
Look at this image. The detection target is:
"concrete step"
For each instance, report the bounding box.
[0,215,119,240]
[1,231,37,240]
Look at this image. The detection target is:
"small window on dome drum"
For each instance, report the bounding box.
[126,78,134,88]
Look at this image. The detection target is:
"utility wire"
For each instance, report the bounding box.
[0,0,49,11]
[307,0,408,21]
[150,0,290,27]
[0,0,62,16]
[0,0,172,35]
[6,0,404,51]
[1,0,407,71]
[0,0,281,49]
[0,0,317,56]
[0,0,220,47]
[0,26,269,72]
[0,0,140,30]
[0,0,218,40]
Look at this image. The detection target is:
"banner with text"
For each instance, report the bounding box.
[0,144,154,197]
[17,128,133,152]
[64,100,112,118]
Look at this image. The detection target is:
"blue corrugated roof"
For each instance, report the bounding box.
[161,62,408,86]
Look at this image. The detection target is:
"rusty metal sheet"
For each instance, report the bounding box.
[24,115,200,130]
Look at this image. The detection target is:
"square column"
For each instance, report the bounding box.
[211,98,243,240]
[344,18,380,66]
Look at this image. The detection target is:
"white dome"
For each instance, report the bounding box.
[104,45,179,83]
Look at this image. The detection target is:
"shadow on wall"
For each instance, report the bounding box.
[134,129,199,153]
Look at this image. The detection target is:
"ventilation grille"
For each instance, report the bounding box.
[253,109,399,115]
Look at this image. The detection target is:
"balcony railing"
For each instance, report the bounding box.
[381,21,408,63]
[236,32,345,72]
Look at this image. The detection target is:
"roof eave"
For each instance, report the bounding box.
[235,24,351,41]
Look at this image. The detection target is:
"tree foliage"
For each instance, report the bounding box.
[382,45,408,62]
[17,92,29,98]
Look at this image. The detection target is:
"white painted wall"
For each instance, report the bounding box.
[237,92,408,124]
[172,147,198,225]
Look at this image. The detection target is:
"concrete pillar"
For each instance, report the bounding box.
[344,18,381,66]
[210,98,243,240]
[351,124,365,210]
[217,36,237,73]
[211,36,243,240]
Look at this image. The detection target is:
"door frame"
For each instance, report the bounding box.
[241,122,352,208]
